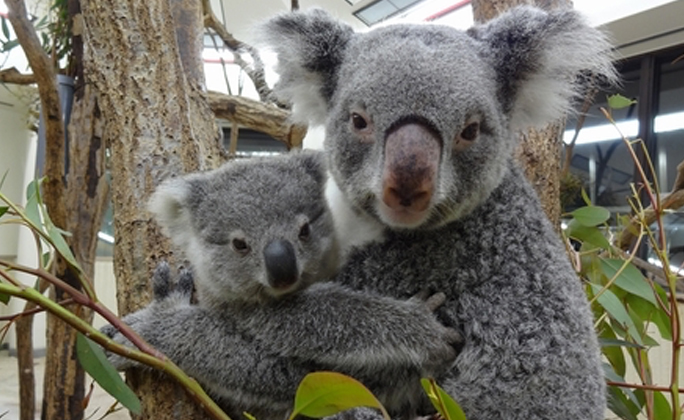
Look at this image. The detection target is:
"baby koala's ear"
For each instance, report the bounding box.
[148,177,196,249]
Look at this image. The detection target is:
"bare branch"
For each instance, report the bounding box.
[5,0,67,227]
[201,0,273,102]
[207,90,307,149]
[0,67,36,85]
[616,159,684,250]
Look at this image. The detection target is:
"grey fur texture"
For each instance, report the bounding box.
[106,6,616,420]
[260,6,613,420]
[105,151,460,419]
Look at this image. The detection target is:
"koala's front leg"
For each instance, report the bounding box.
[100,263,311,415]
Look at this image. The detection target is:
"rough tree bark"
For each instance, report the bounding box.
[472,0,573,230]
[79,0,223,418]
[6,1,109,419]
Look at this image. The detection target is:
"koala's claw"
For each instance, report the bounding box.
[444,327,464,348]
[100,323,117,339]
[423,292,446,312]
[176,267,194,298]
[152,261,172,300]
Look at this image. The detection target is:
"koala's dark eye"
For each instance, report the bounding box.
[298,222,311,241]
[460,122,480,141]
[231,238,250,255]
[351,113,368,130]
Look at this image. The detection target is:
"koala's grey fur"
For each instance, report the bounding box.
[105,151,460,419]
[107,6,616,420]
[255,6,614,420]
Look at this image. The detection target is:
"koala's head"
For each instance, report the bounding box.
[148,151,338,306]
[261,7,616,229]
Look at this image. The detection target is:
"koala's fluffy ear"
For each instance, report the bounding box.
[295,150,328,186]
[468,6,617,131]
[260,9,354,125]
[148,178,195,248]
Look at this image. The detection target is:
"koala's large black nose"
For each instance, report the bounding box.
[263,239,298,290]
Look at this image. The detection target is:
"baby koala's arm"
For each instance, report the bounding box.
[103,264,460,414]
[101,264,313,413]
[232,282,461,377]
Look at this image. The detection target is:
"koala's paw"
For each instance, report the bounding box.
[99,261,196,370]
[408,291,463,372]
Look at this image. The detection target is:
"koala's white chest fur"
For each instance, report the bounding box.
[324,176,385,258]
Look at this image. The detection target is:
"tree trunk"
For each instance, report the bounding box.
[471,0,572,230]
[41,82,109,420]
[79,0,223,418]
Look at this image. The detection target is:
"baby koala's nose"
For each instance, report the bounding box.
[263,239,298,290]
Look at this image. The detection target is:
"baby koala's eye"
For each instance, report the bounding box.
[460,122,480,141]
[454,120,480,152]
[298,222,311,241]
[231,238,251,255]
[351,113,368,130]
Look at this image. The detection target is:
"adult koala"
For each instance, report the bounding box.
[108,6,616,420]
[259,5,615,420]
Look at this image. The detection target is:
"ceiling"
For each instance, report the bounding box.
[210,0,369,45]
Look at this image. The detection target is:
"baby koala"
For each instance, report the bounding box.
[105,150,461,419]
[148,149,340,308]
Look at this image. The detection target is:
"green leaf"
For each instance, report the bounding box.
[0,291,9,305]
[607,94,637,110]
[590,284,644,346]
[1,38,19,52]
[41,252,51,268]
[653,391,673,420]
[580,188,592,207]
[1,17,9,40]
[571,206,610,227]
[0,207,7,218]
[24,179,42,229]
[606,386,640,420]
[421,378,467,420]
[599,258,656,305]
[599,337,645,349]
[47,224,79,269]
[600,329,627,377]
[626,294,671,341]
[243,412,257,420]
[289,372,389,420]
[651,305,673,341]
[0,170,8,190]
[76,334,141,414]
[565,220,611,250]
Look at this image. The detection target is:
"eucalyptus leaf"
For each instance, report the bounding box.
[0,207,7,218]
[599,258,656,305]
[600,329,627,377]
[1,39,19,52]
[421,378,467,420]
[599,337,645,349]
[607,94,637,110]
[590,284,644,346]
[606,386,640,420]
[24,179,42,229]
[571,206,610,227]
[76,333,141,414]
[289,372,389,420]
[0,170,8,190]
[1,17,9,40]
[653,391,672,420]
[0,292,9,305]
[565,220,611,250]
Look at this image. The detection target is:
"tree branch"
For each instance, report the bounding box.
[201,0,273,102]
[207,90,307,149]
[5,0,67,227]
[616,159,684,250]
[0,67,37,85]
